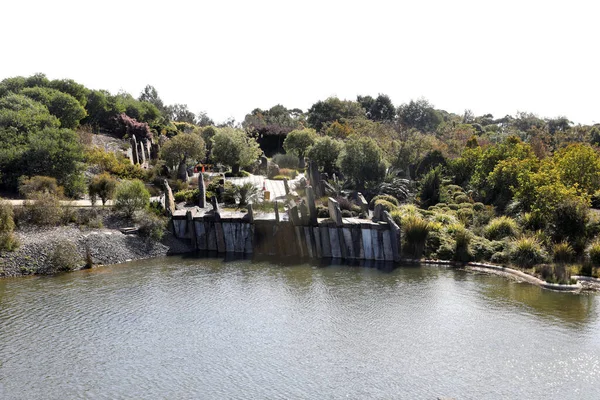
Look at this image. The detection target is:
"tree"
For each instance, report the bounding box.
[168,104,196,124]
[307,97,366,131]
[552,143,600,196]
[357,94,395,122]
[114,179,150,218]
[307,136,343,174]
[88,173,117,206]
[211,128,261,173]
[283,128,317,167]
[48,78,90,107]
[197,111,214,127]
[160,133,206,180]
[243,105,304,156]
[21,87,86,129]
[397,98,443,132]
[338,135,386,189]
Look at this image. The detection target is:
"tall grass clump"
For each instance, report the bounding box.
[509,235,547,268]
[484,216,519,240]
[448,223,472,262]
[402,215,431,258]
[419,166,442,208]
[552,241,575,264]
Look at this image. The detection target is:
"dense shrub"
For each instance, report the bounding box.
[224,170,250,178]
[549,198,589,244]
[369,194,399,210]
[457,208,474,227]
[419,166,442,208]
[509,236,548,268]
[47,240,81,273]
[271,153,299,169]
[0,200,18,251]
[535,264,570,284]
[137,211,166,241]
[267,163,280,179]
[19,176,63,198]
[453,193,470,204]
[114,180,150,218]
[587,240,600,266]
[23,193,64,226]
[473,202,485,212]
[522,211,546,231]
[484,216,519,240]
[374,199,398,213]
[234,182,260,206]
[450,223,472,262]
[278,168,297,179]
[470,236,495,261]
[88,173,117,206]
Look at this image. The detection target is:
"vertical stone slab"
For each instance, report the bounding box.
[329,227,342,259]
[356,192,369,215]
[299,202,309,225]
[283,178,290,195]
[351,224,365,260]
[383,211,401,262]
[244,224,254,254]
[195,220,207,250]
[362,226,373,260]
[373,203,384,222]
[313,227,322,258]
[306,186,318,226]
[342,227,355,259]
[127,148,134,164]
[164,179,175,216]
[198,175,206,208]
[295,226,305,257]
[214,213,226,253]
[246,204,254,223]
[320,226,332,258]
[130,136,139,165]
[274,201,280,223]
[223,222,234,253]
[382,230,393,261]
[304,227,314,258]
[186,210,197,250]
[373,228,384,261]
[327,197,343,226]
[139,142,146,165]
[207,221,217,251]
[288,204,301,226]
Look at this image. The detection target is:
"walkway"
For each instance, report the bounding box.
[226,174,300,200]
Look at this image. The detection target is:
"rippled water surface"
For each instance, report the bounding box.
[1,257,600,399]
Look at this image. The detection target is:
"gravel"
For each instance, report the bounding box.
[0,223,194,277]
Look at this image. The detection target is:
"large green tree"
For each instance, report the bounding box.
[21,87,86,129]
[397,99,443,132]
[283,128,317,167]
[307,97,365,131]
[338,135,386,189]
[211,128,261,173]
[160,133,206,180]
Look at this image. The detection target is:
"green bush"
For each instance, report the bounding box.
[430,212,458,226]
[552,241,575,264]
[23,193,64,226]
[47,240,81,273]
[374,199,398,213]
[509,236,548,268]
[522,211,546,231]
[454,194,470,204]
[316,205,330,218]
[114,180,150,218]
[484,216,519,240]
[419,166,442,208]
[137,211,166,241]
[450,223,472,262]
[587,240,600,266]
[535,264,570,284]
[457,208,474,227]
[271,175,289,180]
[88,173,117,206]
[470,236,495,261]
[473,202,485,212]
[491,251,509,265]
[19,175,64,198]
[369,194,399,210]
[458,203,473,209]
[278,168,297,179]
[448,204,459,211]
[224,170,250,178]
[271,153,299,169]
[402,215,431,258]
[0,200,19,251]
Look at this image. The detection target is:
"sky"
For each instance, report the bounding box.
[1,0,599,125]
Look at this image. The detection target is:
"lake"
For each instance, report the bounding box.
[1,256,599,399]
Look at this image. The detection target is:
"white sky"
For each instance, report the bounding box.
[1,0,598,125]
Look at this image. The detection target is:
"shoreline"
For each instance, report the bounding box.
[2,228,599,292]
